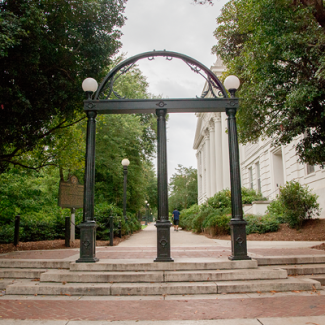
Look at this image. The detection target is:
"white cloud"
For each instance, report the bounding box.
[119,0,228,179]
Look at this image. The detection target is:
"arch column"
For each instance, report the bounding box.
[77,110,98,263]
[155,108,173,262]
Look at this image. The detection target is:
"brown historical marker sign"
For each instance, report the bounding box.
[58,176,84,209]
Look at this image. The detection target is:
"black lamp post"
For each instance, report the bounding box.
[224,75,250,261]
[144,201,149,225]
[77,77,99,263]
[121,158,130,223]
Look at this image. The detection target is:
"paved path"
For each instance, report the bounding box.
[0,223,324,324]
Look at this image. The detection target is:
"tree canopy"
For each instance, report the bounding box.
[0,0,127,173]
[213,0,325,165]
[168,165,198,213]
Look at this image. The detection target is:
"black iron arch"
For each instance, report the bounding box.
[77,50,250,264]
[94,50,229,100]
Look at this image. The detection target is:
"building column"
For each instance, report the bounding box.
[214,114,223,192]
[204,129,211,198]
[209,120,216,196]
[196,152,201,199]
[221,112,230,189]
[202,143,206,200]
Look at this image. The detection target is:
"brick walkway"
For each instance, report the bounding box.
[0,246,324,260]
[0,295,325,321]
[0,226,324,322]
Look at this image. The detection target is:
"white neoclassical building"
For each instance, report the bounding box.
[193,58,325,218]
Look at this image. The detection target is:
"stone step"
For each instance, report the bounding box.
[281,264,325,275]
[0,260,70,269]
[40,268,287,283]
[6,278,321,296]
[70,259,258,272]
[0,268,46,279]
[256,256,325,266]
[41,270,163,283]
[217,278,321,294]
[293,274,325,286]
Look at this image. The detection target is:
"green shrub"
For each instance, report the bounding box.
[191,205,214,232]
[179,204,199,230]
[180,187,268,235]
[94,203,141,239]
[0,202,141,244]
[245,214,280,234]
[0,225,14,243]
[20,214,65,242]
[207,189,232,210]
[266,198,286,223]
[203,213,231,235]
[241,187,267,204]
[277,181,320,229]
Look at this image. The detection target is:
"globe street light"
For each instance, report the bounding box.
[224,75,240,98]
[223,75,250,260]
[82,78,98,100]
[121,158,130,223]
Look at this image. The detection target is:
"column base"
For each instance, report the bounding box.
[76,221,99,263]
[228,219,251,261]
[154,220,174,262]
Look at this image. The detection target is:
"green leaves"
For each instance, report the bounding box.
[0,0,127,172]
[213,0,325,165]
[168,165,198,212]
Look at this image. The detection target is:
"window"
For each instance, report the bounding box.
[256,162,261,193]
[306,164,315,175]
[248,167,253,189]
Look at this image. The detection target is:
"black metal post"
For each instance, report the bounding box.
[65,216,70,247]
[77,110,99,263]
[14,215,20,247]
[145,204,148,225]
[226,92,250,261]
[154,109,173,262]
[110,216,114,246]
[118,220,122,238]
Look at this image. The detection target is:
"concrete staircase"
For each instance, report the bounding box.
[0,258,322,296]
[256,255,325,286]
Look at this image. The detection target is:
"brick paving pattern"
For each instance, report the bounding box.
[0,295,325,321]
[1,246,324,260]
[247,248,325,256]
[0,250,78,259]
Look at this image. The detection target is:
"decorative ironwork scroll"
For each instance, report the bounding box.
[94,50,228,100]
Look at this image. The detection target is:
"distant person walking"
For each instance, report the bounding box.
[172,208,180,231]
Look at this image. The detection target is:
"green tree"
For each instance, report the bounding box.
[213,0,325,165]
[92,56,158,214]
[168,165,198,212]
[0,167,62,225]
[95,114,157,213]
[0,0,126,173]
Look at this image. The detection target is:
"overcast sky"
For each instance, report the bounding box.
[119,0,228,180]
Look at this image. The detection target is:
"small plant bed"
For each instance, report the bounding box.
[0,232,136,255]
[205,218,325,242]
